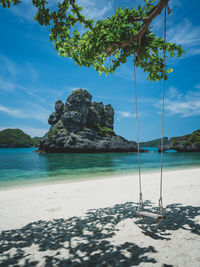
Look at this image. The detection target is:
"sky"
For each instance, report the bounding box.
[0,0,199,141]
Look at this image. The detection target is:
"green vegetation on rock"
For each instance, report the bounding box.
[95,124,115,137]
[47,127,59,138]
[0,129,42,147]
[140,137,169,147]
[72,89,88,95]
[171,129,200,148]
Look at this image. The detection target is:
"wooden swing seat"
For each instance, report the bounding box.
[138,211,165,221]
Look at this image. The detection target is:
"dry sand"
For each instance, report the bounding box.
[0,168,200,266]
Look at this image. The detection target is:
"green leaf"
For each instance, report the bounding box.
[166,68,173,74]
[116,6,124,16]
[170,50,175,58]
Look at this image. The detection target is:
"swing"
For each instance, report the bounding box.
[134,5,169,222]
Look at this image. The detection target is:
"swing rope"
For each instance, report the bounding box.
[133,60,143,214]
[134,5,167,219]
[158,4,167,217]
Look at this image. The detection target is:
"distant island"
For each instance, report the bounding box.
[158,129,200,152]
[0,129,42,148]
[140,130,200,152]
[140,137,169,147]
[38,89,139,153]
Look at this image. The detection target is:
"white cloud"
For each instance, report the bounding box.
[167,19,200,56]
[0,54,38,92]
[138,96,157,104]
[0,104,50,123]
[9,0,113,22]
[0,54,17,77]
[168,0,182,9]
[77,0,113,19]
[0,105,23,117]
[117,111,135,120]
[8,0,60,22]
[167,86,182,99]
[0,76,37,94]
[165,99,200,117]
[114,64,134,81]
[114,61,148,82]
[168,19,200,45]
[22,127,48,137]
[0,77,17,92]
[10,0,37,22]
[0,126,48,137]
[155,88,200,118]
[25,62,38,82]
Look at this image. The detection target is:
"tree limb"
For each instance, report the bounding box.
[105,0,169,56]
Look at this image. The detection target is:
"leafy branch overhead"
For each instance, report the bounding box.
[0,0,184,81]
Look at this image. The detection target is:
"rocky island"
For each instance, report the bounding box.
[38,89,139,153]
[0,129,41,148]
[140,137,169,147]
[158,129,200,152]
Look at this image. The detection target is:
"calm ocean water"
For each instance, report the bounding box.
[0,147,200,188]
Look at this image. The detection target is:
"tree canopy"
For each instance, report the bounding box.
[0,0,184,81]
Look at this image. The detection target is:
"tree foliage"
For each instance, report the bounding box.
[0,0,184,81]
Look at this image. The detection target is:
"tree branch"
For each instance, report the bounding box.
[105,0,169,56]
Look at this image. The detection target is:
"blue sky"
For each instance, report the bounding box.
[0,0,199,141]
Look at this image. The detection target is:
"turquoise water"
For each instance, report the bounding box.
[0,147,200,189]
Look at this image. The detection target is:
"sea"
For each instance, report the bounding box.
[0,147,200,189]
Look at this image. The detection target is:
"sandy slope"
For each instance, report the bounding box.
[0,168,200,266]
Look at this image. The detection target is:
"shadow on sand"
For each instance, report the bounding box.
[0,202,199,266]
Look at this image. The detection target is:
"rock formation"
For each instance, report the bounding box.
[38,89,139,153]
[158,129,200,152]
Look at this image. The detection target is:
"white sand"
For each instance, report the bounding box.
[0,168,200,266]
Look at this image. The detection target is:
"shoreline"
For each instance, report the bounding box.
[0,167,199,226]
[0,167,199,266]
[1,164,200,191]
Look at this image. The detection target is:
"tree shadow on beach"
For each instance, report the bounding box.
[0,201,199,266]
[135,201,200,240]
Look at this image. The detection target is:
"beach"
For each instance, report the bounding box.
[0,168,200,266]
